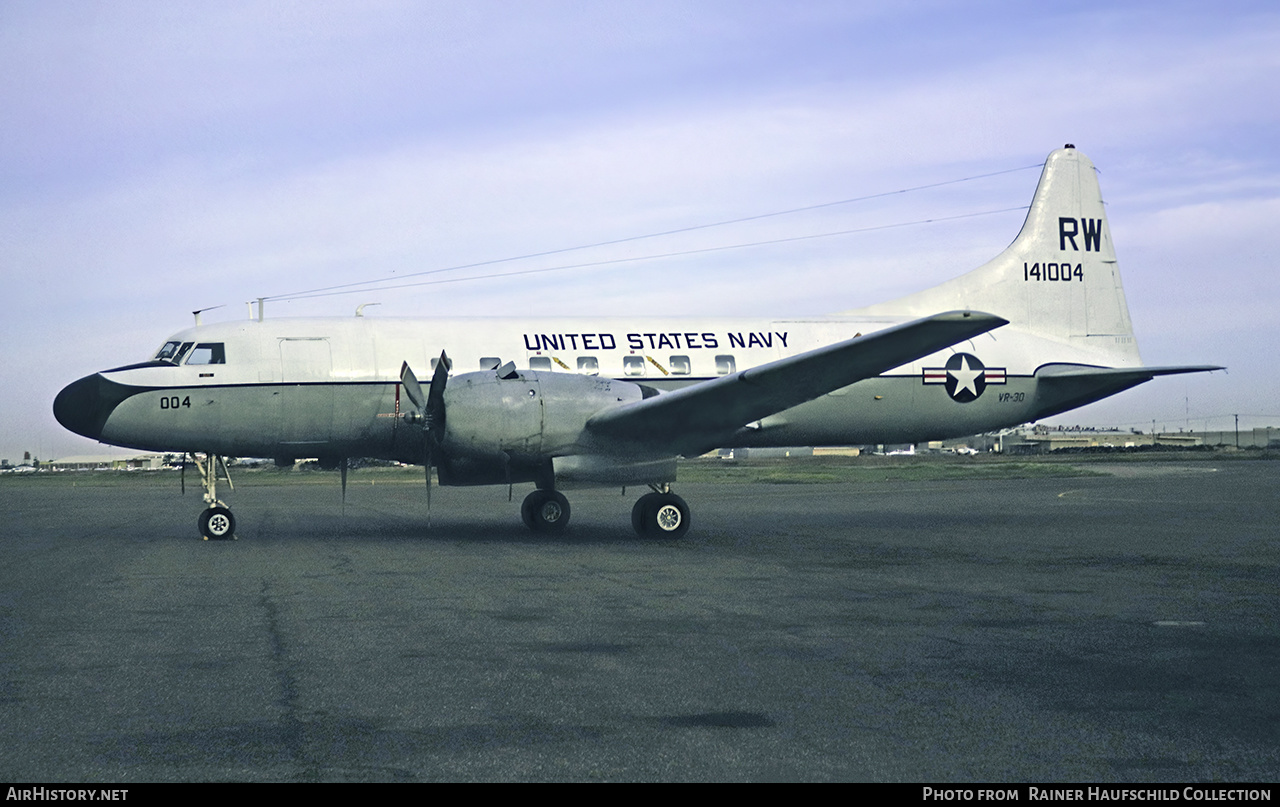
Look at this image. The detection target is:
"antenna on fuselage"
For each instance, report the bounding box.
[241,301,267,322]
[192,305,225,326]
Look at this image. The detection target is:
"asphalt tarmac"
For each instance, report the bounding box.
[2,459,1277,782]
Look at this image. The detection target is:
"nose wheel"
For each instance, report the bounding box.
[199,506,236,541]
[189,453,237,541]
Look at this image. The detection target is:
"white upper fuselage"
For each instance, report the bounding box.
[72,310,1129,465]
[133,313,1117,390]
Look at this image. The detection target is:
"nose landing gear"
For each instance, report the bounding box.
[189,453,236,541]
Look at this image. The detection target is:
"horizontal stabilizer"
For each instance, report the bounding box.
[1035,363,1224,382]
[588,310,1007,456]
[1031,363,1224,421]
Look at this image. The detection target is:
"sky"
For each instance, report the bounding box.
[3,0,1278,462]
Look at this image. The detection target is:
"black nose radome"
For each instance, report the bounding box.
[53,374,133,441]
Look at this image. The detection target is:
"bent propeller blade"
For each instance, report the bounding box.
[400,361,426,411]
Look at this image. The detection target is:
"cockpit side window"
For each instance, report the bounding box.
[186,343,226,365]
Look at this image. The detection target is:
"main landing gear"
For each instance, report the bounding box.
[189,453,236,541]
[521,489,570,533]
[519,483,690,538]
[631,483,690,539]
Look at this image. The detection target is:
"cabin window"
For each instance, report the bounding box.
[669,355,691,375]
[529,357,552,371]
[430,356,453,372]
[186,343,226,365]
[577,356,599,375]
[715,355,736,375]
[479,357,501,370]
[623,356,646,376]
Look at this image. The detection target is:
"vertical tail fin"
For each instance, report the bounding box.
[846,146,1141,366]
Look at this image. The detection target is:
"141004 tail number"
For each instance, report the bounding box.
[1024,262,1083,282]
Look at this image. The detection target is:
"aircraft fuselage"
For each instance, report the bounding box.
[56,313,1129,467]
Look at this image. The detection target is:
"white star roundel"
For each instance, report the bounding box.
[921,353,1006,403]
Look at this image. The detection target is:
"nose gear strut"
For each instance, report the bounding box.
[188,452,236,540]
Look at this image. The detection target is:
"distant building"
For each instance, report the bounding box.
[46,454,167,471]
[1194,428,1279,449]
[987,425,1280,453]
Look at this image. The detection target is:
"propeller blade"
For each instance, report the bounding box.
[400,361,426,411]
[403,353,449,529]
[426,351,449,443]
[425,442,432,527]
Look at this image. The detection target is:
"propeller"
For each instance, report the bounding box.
[400,352,449,522]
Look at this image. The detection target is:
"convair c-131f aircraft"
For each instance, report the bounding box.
[54,146,1219,540]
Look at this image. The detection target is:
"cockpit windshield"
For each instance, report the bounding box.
[152,341,224,365]
[154,341,195,364]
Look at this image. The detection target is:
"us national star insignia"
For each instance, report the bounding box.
[921,352,1006,403]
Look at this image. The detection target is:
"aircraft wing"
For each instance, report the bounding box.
[586,310,1008,457]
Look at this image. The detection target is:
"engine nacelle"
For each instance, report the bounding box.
[440,369,646,466]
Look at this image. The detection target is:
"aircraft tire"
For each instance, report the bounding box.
[199,506,236,541]
[634,493,690,538]
[522,490,570,533]
[630,493,662,535]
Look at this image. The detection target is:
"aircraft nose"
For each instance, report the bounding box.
[53,374,116,441]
